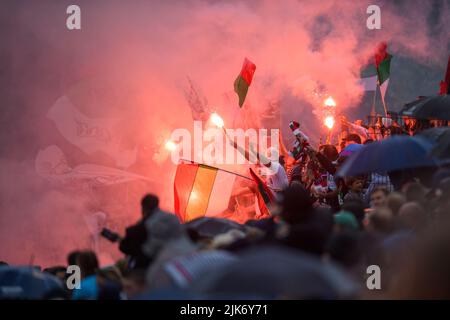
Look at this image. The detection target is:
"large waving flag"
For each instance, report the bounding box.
[174,162,236,222]
[375,42,392,111]
[35,145,148,186]
[47,95,137,168]
[234,58,256,107]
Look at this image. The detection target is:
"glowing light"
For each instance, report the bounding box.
[324,96,336,107]
[165,140,177,151]
[210,112,224,128]
[190,191,198,201]
[324,116,335,129]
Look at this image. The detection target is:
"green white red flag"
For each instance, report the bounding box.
[234,58,256,107]
[375,42,393,111]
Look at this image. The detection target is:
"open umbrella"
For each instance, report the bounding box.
[336,135,437,177]
[188,246,357,299]
[418,127,450,143]
[0,266,64,299]
[400,95,450,120]
[430,129,450,160]
[339,143,364,157]
[185,217,246,238]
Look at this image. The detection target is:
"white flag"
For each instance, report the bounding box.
[184,76,210,121]
[35,145,72,183]
[35,145,148,186]
[47,95,136,168]
[358,75,378,91]
[379,78,389,103]
[379,78,390,114]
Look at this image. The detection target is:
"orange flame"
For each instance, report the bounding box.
[210,112,224,128]
[324,96,336,107]
[324,116,335,129]
[165,140,177,151]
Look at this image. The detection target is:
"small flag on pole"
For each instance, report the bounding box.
[234,58,256,107]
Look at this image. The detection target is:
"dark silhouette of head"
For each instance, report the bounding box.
[67,250,81,266]
[280,184,314,224]
[341,199,366,229]
[345,134,362,145]
[398,202,427,231]
[76,250,99,279]
[320,144,339,162]
[326,231,362,268]
[403,182,426,205]
[141,194,159,218]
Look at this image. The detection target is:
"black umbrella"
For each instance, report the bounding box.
[401,95,450,120]
[430,129,450,160]
[185,217,246,238]
[418,126,450,142]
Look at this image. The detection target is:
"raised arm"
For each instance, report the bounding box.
[224,128,252,162]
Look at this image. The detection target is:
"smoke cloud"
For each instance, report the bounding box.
[0,0,448,266]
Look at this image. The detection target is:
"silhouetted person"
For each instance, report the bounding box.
[279,184,334,256]
[341,200,366,229]
[119,194,159,269]
[67,250,81,266]
[76,250,99,279]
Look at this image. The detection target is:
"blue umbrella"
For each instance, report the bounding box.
[336,135,437,177]
[339,143,364,157]
[0,266,64,299]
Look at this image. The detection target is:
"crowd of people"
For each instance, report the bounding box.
[341,114,449,142]
[1,117,450,300]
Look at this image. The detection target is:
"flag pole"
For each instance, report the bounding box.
[371,83,378,121]
[381,97,388,117]
[179,158,253,181]
[378,80,388,117]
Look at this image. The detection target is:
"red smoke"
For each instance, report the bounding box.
[0,0,448,267]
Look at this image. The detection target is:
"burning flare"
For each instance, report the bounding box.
[165,140,177,151]
[324,96,336,107]
[324,116,335,129]
[210,112,225,128]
